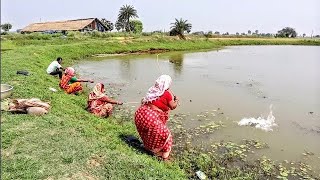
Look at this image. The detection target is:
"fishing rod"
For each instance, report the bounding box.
[123,101,140,104]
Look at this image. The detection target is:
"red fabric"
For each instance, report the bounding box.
[151,90,173,112]
[87,96,113,117]
[66,82,82,94]
[134,105,172,153]
[59,74,72,89]
[59,75,82,94]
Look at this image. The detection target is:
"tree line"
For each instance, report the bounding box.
[193,27,318,38]
[99,5,192,39]
[2,4,319,39]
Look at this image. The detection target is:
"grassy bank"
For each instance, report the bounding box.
[1,36,320,179]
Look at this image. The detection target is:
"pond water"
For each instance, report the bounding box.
[76,46,320,170]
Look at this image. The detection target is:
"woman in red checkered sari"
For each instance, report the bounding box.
[135,75,179,160]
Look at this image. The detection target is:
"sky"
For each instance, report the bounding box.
[1,0,320,35]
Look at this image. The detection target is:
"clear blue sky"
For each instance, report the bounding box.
[1,0,320,35]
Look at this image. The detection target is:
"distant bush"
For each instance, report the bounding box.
[3,32,54,40]
[91,30,103,37]
[103,32,132,37]
[204,31,213,38]
[141,32,152,36]
[66,31,137,39]
[1,30,279,41]
[192,31,205,36]
[66,31,80,37]
[141,31,168,37]
[26,33,52,40]
[129,20,143,33]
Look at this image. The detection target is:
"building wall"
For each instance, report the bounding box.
[86,20,105,32]
[91,21,96,29]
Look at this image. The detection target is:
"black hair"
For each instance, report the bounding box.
[57,57,62,61]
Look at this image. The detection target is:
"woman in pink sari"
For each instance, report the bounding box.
[134,75,179,160]
[87,83,123,117]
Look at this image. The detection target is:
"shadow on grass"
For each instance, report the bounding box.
[119,134,153,156]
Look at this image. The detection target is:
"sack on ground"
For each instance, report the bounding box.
[27,107,48,116]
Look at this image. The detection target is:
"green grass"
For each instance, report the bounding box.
[1,38,193,179]
[1,35,320,179]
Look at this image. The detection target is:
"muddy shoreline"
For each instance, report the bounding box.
[92,48,170,57]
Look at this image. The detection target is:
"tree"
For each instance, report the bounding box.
[265,33,273,37]
[276,27,297,38]
[214,31,220,35]
[100,18,114,31]
[115,21,124,31]
[1,23,12,32]
[255,30,259,34]
[170,18,192,40]
[236,32,239,36]
[204,31,213,38]
[129,20,143,33]
[248,30,251,35]
[117,4,139,32]
[303,33,306,38]
[192,31,204,36]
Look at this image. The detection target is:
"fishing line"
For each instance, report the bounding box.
[123,101,140,104]
[156,54,163,74]
[156,54,180,106]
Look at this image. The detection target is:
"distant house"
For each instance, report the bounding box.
[21,18,108,33]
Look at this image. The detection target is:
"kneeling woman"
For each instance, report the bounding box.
[87,83,123,117]
[134,75,179,160]
[59,67,94,94]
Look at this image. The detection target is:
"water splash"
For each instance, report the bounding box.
[238,105,277,132]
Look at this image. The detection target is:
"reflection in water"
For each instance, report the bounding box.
[120,59,131,79]
[169,53,184,75]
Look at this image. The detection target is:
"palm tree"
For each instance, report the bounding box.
[117,5,139,32]
[170,18,192,40]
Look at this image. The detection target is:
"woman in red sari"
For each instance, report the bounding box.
[135,75,179,160]
[59,67,94,94]
[87,83,123,117]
